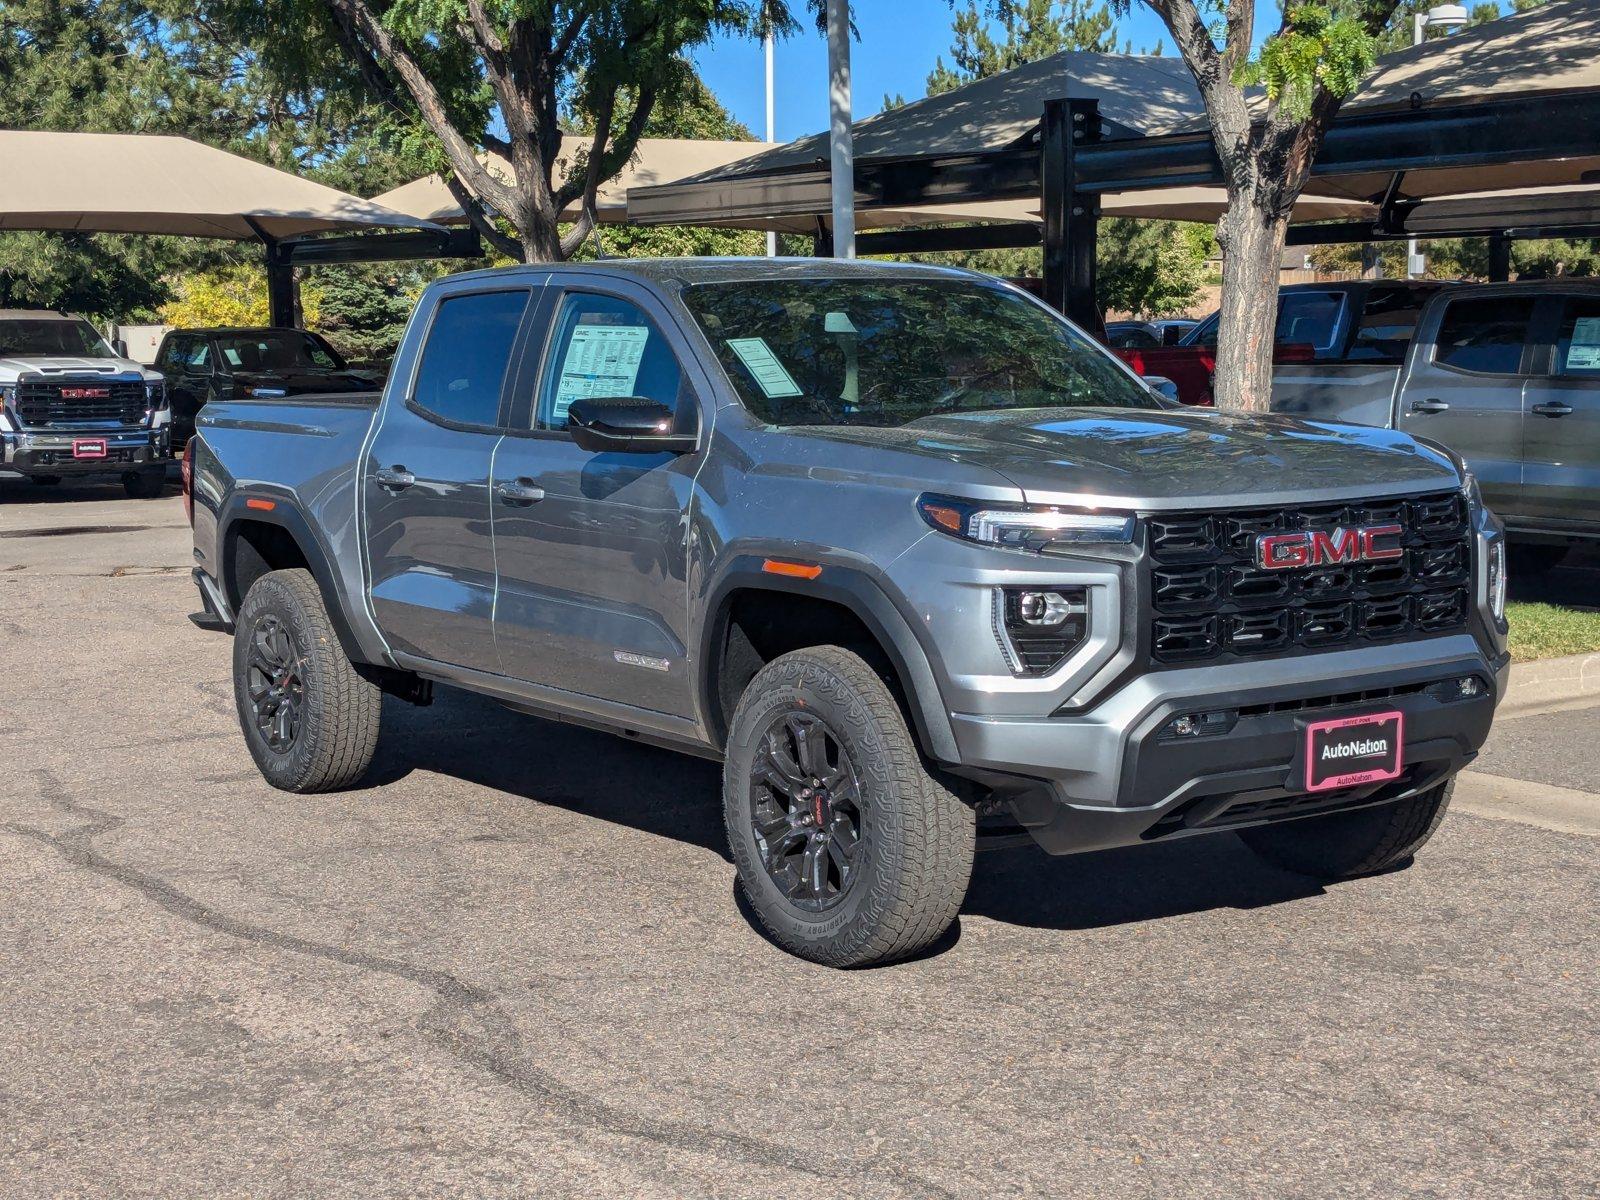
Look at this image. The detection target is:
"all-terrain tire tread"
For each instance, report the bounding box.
[235,568,381,793]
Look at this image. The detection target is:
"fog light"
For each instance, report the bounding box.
[1017,590,1076,626]
[1169,714,1200,737]
[1458,676,1481,698]
[996,586,1089,675]
[1160,710,1236,739]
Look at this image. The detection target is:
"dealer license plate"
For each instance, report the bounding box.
[72,438,108,459]
[1303,711,1404,792]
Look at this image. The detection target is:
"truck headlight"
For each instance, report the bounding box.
[146,382,169,411]
[1487,537,1507,624]
[0,383,14,431]
[918,493,1134,555]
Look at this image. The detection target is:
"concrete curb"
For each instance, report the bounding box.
[1500,652,1600,717]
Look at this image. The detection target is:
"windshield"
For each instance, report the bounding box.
[682,277,1155,427]
[214,331,343,373]
[0,318,116,359]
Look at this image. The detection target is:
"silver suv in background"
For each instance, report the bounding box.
[1394,280,1600,568]
[0,310,171,497]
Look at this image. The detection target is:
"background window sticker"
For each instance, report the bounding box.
[551,324,649,424]
[727,337,803,398]
[1567,317,1600,370]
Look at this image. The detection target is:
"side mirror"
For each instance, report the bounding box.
[1142,375,1181,404]
[567,395,697,455]
[113,338,130,358]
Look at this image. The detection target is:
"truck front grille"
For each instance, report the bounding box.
[1146,489,1473,665]
[14,379,148,427]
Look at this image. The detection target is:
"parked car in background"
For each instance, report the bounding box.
[1384,280,1600,568]
[155,327,383,448]
[0,309,171,497]
[1104,318,1198,349]
[185,259,1506,968]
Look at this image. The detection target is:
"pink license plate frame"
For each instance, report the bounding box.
[1303,710,1404,793]
[72,438,108,459]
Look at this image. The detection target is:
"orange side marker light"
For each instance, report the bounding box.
[245,497,277,511]
[762,559,822,580]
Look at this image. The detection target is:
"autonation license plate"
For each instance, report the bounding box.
[1303,711,1404,793]
[72,438,108,459]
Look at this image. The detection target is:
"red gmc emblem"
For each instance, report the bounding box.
[1255,524,1405,571]
[61,387,111,399]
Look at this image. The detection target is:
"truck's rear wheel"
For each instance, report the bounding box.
[233,568,381,792]
[723,645,975,968]
[122,467,166,499]
[1238,780,1453,879]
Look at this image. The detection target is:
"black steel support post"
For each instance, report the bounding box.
[1488,232,1512,281]
[1042,97,1101,327]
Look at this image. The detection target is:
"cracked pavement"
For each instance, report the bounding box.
[1,480,1596,1197]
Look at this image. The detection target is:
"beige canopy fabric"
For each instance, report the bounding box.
[372,137,794,225]
[0,130,442,240]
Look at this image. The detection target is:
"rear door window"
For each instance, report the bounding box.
[1554,296,1600,378]
[410,290,530,427]
[1433,297,1537,375]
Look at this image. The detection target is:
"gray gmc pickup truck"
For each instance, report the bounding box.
[186,260,1509,967]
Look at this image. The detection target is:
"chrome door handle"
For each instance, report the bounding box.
[1531,402,1574,418]
[1410,398,1450,414]
[495,478,545,506]
[374,465,415,489]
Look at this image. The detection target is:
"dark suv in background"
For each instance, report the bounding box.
[155,327,382,448]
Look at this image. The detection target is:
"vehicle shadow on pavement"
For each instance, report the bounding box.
[1509,543,1600,611]
[368,685,1330,945]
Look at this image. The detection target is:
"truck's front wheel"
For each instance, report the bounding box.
[723,646,975,968]
[232,568,381,792]
[1238,780,1453,879]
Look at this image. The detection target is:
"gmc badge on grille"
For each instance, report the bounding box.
[60,387,112,400]
[1255,524,1404,571]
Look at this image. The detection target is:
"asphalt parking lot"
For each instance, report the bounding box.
[2,477,1596,1198]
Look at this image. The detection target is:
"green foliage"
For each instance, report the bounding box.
[312,266,425,365]
[926,0,1121,95]
[1096,219,1207,316]
[159,266,325,328]
[1236,4,1377,119]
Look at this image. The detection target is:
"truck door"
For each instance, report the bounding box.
[1519,293,1600,528]
[489,283,704,718]
[363,284,533,673]
[1397,293,1537,518]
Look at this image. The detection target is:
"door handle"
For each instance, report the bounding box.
[374,465,415,490]
[1410,398,1450,414]
[1531,401,1575,418]
[495,478,545,506]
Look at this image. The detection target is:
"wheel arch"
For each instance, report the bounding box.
[698,558,960,764]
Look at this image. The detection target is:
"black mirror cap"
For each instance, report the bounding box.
[566,395,698,454]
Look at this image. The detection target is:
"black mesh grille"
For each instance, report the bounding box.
[1148,490,1473,665]
[14,379,148,427]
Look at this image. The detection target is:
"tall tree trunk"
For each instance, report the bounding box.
[1212,200,1290,412]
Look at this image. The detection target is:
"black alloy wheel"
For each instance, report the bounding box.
[245,613,306,754]
[750,711,864,912]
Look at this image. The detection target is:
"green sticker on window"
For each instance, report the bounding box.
[727,337,803,398]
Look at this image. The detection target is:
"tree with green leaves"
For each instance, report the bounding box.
[194,0,802,265]
[926,0,1122,95]
[1116,0,1401,409]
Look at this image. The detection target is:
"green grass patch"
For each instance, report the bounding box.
[1506,601,1600,662]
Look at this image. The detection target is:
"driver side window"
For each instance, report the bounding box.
[535,293,687,432]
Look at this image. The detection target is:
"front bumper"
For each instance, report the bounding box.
[951,634,1507,854]
[1,427,170,474]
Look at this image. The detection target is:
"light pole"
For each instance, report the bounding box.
[764,29,777,258]
[826,0,855,259]
[1407,3,1469,278]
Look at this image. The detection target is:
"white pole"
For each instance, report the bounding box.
[1406,15,1424,278]
[765,30,777,258]
[825,0,855,259]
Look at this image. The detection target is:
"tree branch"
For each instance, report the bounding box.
[444,173,525,261]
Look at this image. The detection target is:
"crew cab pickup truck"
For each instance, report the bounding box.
[185,260,1509,967]
[0,309,171,496]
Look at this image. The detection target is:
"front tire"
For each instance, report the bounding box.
[723,645,975,968]
[1238,780,1454,879]
[122,467,167,499]
[232,568,381,792]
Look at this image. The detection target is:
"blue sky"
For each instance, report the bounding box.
[690,1,1516,143]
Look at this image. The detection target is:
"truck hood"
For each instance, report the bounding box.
[792,406,1462,511]
[0,355,160,384]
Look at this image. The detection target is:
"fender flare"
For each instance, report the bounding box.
[699,556,960,763]
[217,493,375,667]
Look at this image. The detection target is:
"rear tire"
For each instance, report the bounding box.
[723,645,975,968]
[122,468,166,499]
[1238,780,1453,879]
[233,568,381,792]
